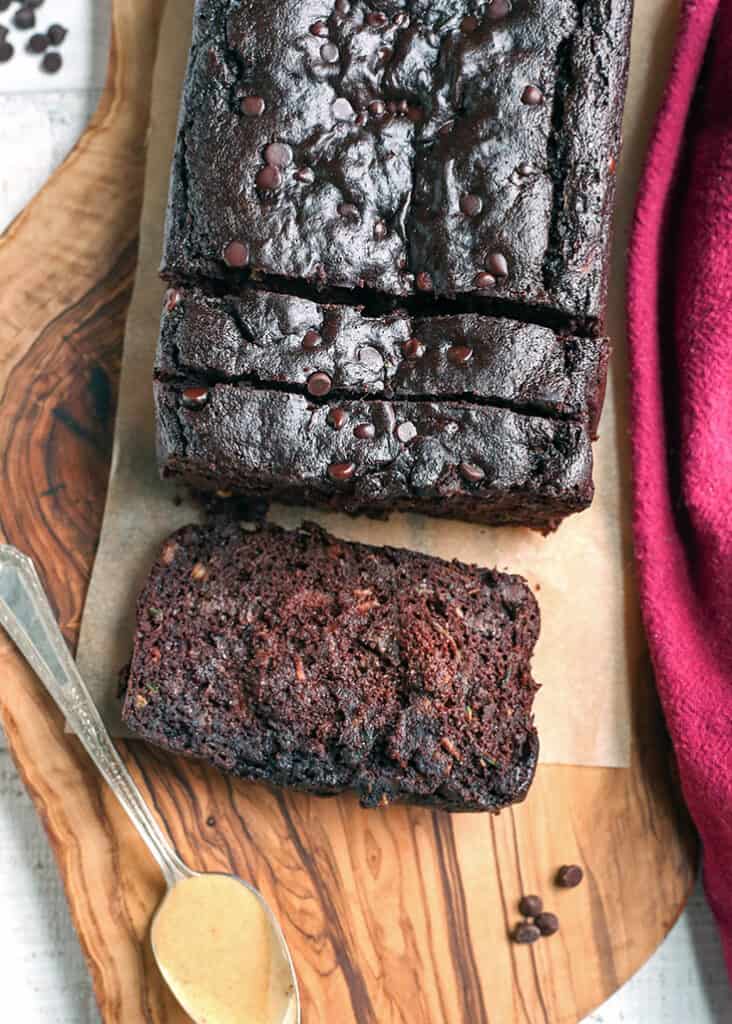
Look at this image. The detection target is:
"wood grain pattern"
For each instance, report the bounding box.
[0,3,698,1022]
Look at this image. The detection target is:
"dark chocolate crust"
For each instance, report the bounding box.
[157,285,610,433]
[122,520,540,811]
[155,377,594,529]
[163,0,632,329]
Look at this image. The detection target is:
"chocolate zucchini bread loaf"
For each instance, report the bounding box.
[155,0,633,525]
[122,521,540,811]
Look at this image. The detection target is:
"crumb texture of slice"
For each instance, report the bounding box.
[122,521,540,812]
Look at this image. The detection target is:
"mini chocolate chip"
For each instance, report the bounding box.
[402,337,425,360]
[320,41,339,63]
[474,271,496,290]
[355,111,368,127]
[461,15,479,32]
[47,24,68,46]
[328,461,356,481]
[369,99,386,117]
[518,161,534,176]
[366,11,387,27]
[13,7,36,30]
[309,19,329,36]
[182,387,209,409]
[460,462,486,483]
[296,167,316,185]
[333,97,354,121]
[41,51,62,73]
[0,41,14,63]
[164,288,182,311]
[307,371,332,397]
[396,99,409,114]
[518,895,543,918]
[416,271,433,292]
[522,84,543,106]
[460,193,483,217]
[373,219,388,241]
[302,329,322,350]
[241,95,265,116]
[327,407,347,430]
[256,164,282,191]
[512,922,541,945]
[27,32,48,52]
[487,252,509,277]
[223,240,250,267]
[556,864,583,888]
[264,142,292,167]
[354,423,375,440]
[393,12,410,27]
[448,345,473,366]
[338,202,359,221]
[487,0,512,16]
[535,912,559,936]
[396,421,417,443]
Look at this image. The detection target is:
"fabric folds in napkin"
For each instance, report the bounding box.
[628,0,732,978]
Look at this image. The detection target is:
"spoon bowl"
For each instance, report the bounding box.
[0,545,300,1024]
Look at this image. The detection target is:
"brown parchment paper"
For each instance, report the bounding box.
[77,0,679,760]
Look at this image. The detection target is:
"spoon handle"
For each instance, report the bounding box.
[0,545,191,889]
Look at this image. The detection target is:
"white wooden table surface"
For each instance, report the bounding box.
[0,2,730,1022]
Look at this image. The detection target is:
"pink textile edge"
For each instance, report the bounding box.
[627,0,732,978]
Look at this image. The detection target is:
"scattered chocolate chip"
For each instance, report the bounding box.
[302,329,322,350]
[373,219,388,241]
[182,387,209,409]
[518,894,543,917]
[328,461,356,481]
[41,50,62,73]
[447,345,473,366]
[320,41,339,63]
[556,864,583,888]
[517,161,534,176]
[190,562,208,582]
[333,97,354,121]
[396,99,409,114]
[474,271,496,290]
[355,110,368,127]
[309,19,329,36]
[241,95,265,116]
[461,15,479,32]
[264,141,292,167]
[368,99,386,118]
[295,166,315,184]
[522,84,543,106]
[487,252,509,277]
[396,421,417,443]
[338,201,359,221]
[164,288,182,312]
[13,7,36,30]
[393,12,410,27]
[402,337,425,360]
[416,271,433,292]
[307,371,332,397]
[460,193,483,217]
[327,407,347,430]
[0,41,13,63]
[535,912,559,936]
[460,462,486,483]
[27,32,48,53]
[256,164,282,191]
[223,240,250,267]
[47,23,68,46]
[366,11,387,27]
[487,0,512,17]
[512,922,541,945]
[354,423,375,440]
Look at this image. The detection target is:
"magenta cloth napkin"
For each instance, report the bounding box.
[628,0,732,976]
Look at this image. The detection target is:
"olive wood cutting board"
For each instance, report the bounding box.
[0,2,697,1022]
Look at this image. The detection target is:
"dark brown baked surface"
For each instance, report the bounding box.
[122,520,540,811]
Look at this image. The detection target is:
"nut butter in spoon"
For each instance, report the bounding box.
[0,546,300,1024]
[152,873,297,1024]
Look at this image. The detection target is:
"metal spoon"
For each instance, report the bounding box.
[0,545,300,1024]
